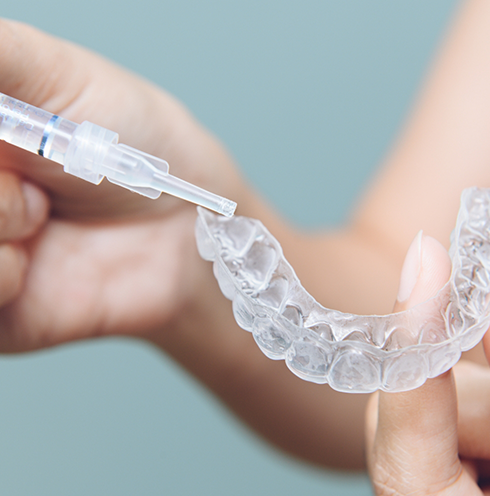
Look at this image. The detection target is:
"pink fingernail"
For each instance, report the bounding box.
[397,230,423,303]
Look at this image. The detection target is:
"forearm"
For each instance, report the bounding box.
[355,0,490,252]
[147,0,490,470]
[148,227,370,469]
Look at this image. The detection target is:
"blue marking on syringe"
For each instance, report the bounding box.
[38,114,60,157]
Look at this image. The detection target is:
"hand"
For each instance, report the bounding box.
[366,232,490,495]
[0,21,378,470]
[0,19,248,351]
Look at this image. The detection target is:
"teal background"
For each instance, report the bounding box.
[0,1,458,494]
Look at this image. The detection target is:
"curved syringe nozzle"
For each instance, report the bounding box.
[0,93,237,217]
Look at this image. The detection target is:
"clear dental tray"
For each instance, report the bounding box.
[195,187,490,393]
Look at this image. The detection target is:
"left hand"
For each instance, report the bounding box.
[365,232,490,495]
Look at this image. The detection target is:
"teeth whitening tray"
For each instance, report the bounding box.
[2,96,488,394]
[0,93,236,217]
[196,188,490,393]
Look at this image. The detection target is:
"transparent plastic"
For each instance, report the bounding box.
[195,187,490,393]
[0,93,236,217]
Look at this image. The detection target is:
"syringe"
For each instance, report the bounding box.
[0,93,237,217]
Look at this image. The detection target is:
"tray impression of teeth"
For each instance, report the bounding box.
[195,188,490,393]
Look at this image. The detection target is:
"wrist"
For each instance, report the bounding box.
[144,183,300,383]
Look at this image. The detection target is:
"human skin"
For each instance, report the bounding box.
[365,236,490,494]
[0,18,371,469]
[1,0,490,471]
[366,365,490,495]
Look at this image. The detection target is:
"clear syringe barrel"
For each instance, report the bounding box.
[0,93,236,217]
[0,93,78,164]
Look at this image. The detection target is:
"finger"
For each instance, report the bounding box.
[0,18,159,135]
[476,459,490,487]
[0,173,49,241]
[372,372,463,490]
[0,19,91,114]
[393,230,451,313]
[455,360,490,461]
[364,391,379,457]
[461,459,479,483]
[368,232,480,494]
[0,18,175,218]
[0,244,27,306]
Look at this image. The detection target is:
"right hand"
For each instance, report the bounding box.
[0,19,248,351]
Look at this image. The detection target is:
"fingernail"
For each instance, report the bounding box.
[21,182,47,226]
[397,230,423,303]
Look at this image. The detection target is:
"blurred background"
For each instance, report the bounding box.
[0,1,459,494]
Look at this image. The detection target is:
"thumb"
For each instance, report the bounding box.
[0,18,141,133]
[0,19,90,112]
[0,18,161,204]
[366,232,479,495]
[394,230,451,314]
